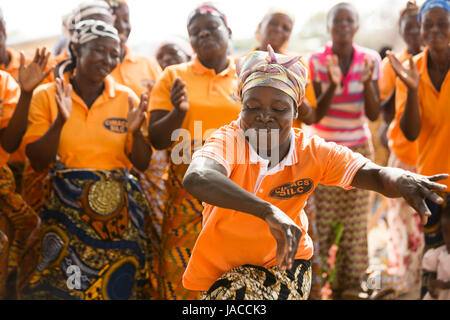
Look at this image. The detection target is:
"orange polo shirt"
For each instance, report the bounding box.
[0,70,20,167]
[149,57,242,143]
[110,46,162,98]
[182,120,370,291]
[382,50,419,167]
[24,75,139,170]
[395,47,450,190]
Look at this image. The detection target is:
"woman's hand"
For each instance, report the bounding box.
[55,78,73,123]
[127,93,149,134]
[386,51,420,90]
[361,56,375,84]
[264,205,302,271]
[391,171,448,225]
[326,54,342,86]
[18,47,52,93]
[170,77,189,112]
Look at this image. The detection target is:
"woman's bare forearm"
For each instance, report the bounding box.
[363,80,380,121]
[148,109,187,150]
[399,87,421,141]
[183,158,273,221]
[26,116,65,172]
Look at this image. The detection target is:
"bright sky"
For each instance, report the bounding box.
[1,0,423,46]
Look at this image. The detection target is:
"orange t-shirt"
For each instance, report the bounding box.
[24,75,138,170]
[182,120,370,291]
[381,50,419,166]
[0,70,20,167]
[149,57,242,144]
[110,46,162,98]
[395,47,450,190]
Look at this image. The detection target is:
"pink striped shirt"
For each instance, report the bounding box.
[308,42,381,147]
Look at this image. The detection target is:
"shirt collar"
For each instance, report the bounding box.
[237,117,299,168]
[65,73,116,107]
[192,56,236,77]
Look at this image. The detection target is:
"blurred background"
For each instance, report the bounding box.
[1,0,426,57]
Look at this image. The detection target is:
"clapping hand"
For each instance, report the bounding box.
[361,56,375,84]
[170,77,189,112]
[55,78,73,123]
[386,51,420,90]
[127,93,149,134]
[326,54,342,86]
[18,47,52,93]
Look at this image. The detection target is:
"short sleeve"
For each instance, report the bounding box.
[192,124,242,177]
[149,67,176,113]
[422,247,440,272]
[312,136,371,190]
[23,85,54,145]
[0,72,20,129]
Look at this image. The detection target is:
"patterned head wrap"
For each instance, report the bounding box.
[418,0,450,24]
[55,19,120,79]
[71,19,120,45]
[69,1,112,31]
[236,45,307,106]
[187,2,228,28]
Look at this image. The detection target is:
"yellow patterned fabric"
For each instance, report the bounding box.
[0,165,39,299]
[133,150,169,299]
[20,167,152,300]
[151,160,202,300]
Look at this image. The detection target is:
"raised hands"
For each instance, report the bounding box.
[18,47,52,93]
[264,204,303,271]
[386,51,420,90]
[55,78,73,123]
[361,56,375,84]
[127,93,149,134]
[326,54,342,86]
[170,77,189,112]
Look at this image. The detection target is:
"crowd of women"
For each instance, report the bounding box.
[0,0,448,300]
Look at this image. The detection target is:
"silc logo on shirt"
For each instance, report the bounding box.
[269,178,314,199]
[103,118,128,134]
